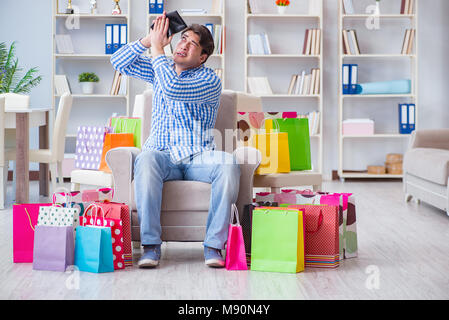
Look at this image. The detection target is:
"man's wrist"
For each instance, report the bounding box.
[140,38,151,48]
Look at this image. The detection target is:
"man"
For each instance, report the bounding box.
[111,12,240,268]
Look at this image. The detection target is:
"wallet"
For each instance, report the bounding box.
[150,11,188,37]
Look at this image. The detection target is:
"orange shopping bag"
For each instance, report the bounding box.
[99,133,134,173]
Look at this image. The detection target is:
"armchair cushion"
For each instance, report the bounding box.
[404,148,449,186]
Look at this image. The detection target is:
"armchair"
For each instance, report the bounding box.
[403,129,449,216]
[106,90,262,245]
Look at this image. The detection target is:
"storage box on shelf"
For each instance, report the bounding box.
[337,0,418,181]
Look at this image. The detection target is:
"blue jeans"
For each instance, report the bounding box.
[134,149,241,250]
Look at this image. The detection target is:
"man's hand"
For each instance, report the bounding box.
[142,11,174,56]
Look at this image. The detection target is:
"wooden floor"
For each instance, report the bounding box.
[1,180,449,300]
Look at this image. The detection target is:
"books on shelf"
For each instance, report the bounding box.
[55,34,74,54]
[210,0,223,14]
[54,75,71,95]
[342,64,358,94]
[342,0,355,14]
[248,33,271,55]
[110,71,126,96]
[247,77,273,95]
[400,0,415,14]
[342,29,360,55]
[105,24,128,54]
[288,68,320,95]
[304,111,320,136]
[247,0,260,14]
[302,29,321,55]
[398,103,415,134]
[205,23,224,54]
[401,29,415,54]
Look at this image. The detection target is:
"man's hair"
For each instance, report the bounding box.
[181,24,215,63]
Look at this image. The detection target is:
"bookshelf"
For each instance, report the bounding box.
[245,0,324,181]
[337,0,418,181]
[52,0,131,176]
[146,0,226,87]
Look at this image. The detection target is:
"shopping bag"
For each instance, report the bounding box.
[269,118,312,171]
[110,117,142,149]
[225,204,248,270]
[250,119,290,175]
[250,207,305,273]
[256,190,298,204]
[13,203,52,263]
[32,225,74,272]
[288,204,340,268]
[241,201,278,266]
[53,188,114,216]
[80,204,126,270]
[37,192,79,230]
[74,206,115,273]
[93,201,132,267]
[75,126,113,170]
[99,133,134,173]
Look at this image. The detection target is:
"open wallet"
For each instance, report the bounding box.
[150,11,188,37]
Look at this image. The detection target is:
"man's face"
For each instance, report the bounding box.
[173,31,207,70]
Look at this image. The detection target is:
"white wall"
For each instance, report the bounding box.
[1,0,448,179]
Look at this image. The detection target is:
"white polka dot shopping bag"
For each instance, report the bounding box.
[37,191,80,230]
[80,204,126,270]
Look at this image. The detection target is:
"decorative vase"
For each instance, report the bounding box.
[277,6,287,14]
[81,82,95,94]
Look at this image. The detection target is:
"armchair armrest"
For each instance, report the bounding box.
[233,146,262,218]
[106,147,141,204]
[410,129,449,150]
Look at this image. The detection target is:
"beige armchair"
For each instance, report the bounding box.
[106,90,262,245]
[403,129,449,216]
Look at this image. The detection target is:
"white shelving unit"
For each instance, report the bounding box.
[244,0,324,179]
[146,0,226,87]
[52,0,131,176]
[337,0,418,180]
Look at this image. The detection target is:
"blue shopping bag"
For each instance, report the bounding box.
[74,206,114,273]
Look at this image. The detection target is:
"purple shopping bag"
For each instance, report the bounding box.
[225,204,248,271]
[32,225,74,272]
[75,126,113,170]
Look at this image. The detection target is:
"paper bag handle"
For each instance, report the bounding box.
[229,203,240,226]
[52,187,73,208]
[306,211,323,234]
[83,203,106,227]
[24,208,35,231]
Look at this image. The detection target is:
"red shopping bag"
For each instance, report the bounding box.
[94,201,132,267]
[225,204,248,271]
[13,203,52,263]
[80,204,125,270]
[288,204,340,268]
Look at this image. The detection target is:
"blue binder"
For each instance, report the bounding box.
[408,104,416,133]
[112,24,120,53]
[119,24,127,49]
[350,64,358,94]
[149,0,156,14]
[156,0,164,14]
[342,64,351,94]
[398,103,409,134]
[105,24,113,54]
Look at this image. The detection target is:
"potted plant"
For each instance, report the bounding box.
[275,0,290,14]
[0,41,42,94]
[78,72,99,94]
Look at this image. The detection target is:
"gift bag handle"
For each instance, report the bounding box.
[305,211,324,234]
[52,187,73,208]
[229,203,240,226]
[257,118,281,134]
[24,208,35,231]
[83,203,106,227]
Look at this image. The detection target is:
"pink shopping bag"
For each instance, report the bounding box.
[13,203,52,263]
[225,204,248,271]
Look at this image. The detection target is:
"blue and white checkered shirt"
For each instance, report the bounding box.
[111,40,222,163]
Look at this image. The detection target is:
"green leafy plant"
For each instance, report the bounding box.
[0,41,42,94]
[78,72,100,82]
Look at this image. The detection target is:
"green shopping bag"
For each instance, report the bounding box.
[250,208,305,273]
[268,118,311,171]
[110,117,142,148]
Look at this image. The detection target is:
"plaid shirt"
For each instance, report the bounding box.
[111,40,222,163]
